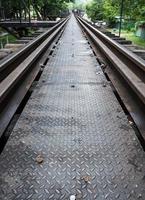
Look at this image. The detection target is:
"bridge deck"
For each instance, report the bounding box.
[1,16,145,200]
[0,20,58,28]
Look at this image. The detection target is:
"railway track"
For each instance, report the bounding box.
[0,30,45,60]
[1,14,145,200]
[0,17,69,141]
[77,16,145,146]
[1,14,145,148]
[83,20,145,60]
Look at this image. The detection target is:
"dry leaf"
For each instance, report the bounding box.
[82,176,91,183]
[36,155,44,164]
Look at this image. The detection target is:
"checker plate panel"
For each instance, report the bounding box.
[0,15,145,200]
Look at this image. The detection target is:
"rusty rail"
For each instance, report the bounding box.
[0,19,68,81]
[77,16,145,144]
[0,17,69,138]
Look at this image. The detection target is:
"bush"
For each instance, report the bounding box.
[135,21,145,30]
[123,21,135,32]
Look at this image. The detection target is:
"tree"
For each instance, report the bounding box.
[86,0,104,22]
[86,0,145,24]
[0,0,71,20]
[103,0,119,23]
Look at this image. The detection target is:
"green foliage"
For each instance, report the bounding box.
[86,0,120,23]
[103,0,119,23]
[0,33,16,48]
[1,0,71,20]
[40,0,68,19]
[86,0,145,24]
[123,21,135,32]
[86,0,104,22]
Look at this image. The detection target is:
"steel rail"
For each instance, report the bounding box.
[0,17,69,138]
[76,16,145,143]
[0,21,67,103]
[0,18,67,82]
[77,17,145,104]
[77,17,145,72]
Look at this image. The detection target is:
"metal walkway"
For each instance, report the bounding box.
[1,15,145,200]
[0,20,58,28]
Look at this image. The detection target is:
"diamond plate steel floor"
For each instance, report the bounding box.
[1,15,145,200]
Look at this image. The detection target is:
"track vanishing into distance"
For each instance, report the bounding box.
[1,14,145,199]
[1,15,145,147]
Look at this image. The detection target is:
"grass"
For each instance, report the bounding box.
[0,34,16,48]
[108,29,145,48]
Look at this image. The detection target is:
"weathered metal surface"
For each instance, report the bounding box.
[77,17,145,73]
[0,20,68,104]
[0,18,67,80]
[116,39,132,44]
[0,21,58,28]
[77,17,145,104]
[1,15,145,200]
[0,19,68,138]
[133,50,145,60]
[77,16,145,141]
